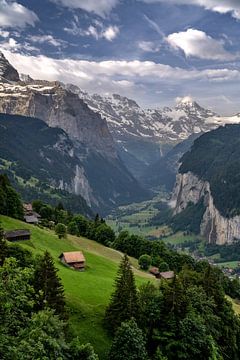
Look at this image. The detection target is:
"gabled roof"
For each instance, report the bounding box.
[4,229,31,238]
[149,267,160,275]
[60,251,85,263]
[159,271,174,279]
[24,215,39,223]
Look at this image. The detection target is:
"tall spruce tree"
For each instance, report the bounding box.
[0,226,7,266]
[108,319,148,360]
[33,251,65,316]
[104,254,139,332]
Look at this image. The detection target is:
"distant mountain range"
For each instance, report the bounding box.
[65,84,240,187]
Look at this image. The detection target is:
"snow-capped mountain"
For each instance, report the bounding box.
[68,88,219,144]
[66,84,240,180]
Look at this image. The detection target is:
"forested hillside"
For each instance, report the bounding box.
[180,124,240,218]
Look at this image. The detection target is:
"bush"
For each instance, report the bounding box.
[138,254,151,270]
[55,223,67,239]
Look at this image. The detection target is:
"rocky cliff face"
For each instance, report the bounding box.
[171,172,240,244]
[0,81,116,158]
[0,52,20,82]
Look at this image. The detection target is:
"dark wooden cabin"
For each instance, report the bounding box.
[4,229,31,242]
[59,251,86,271]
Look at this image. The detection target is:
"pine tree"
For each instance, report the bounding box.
[104,254,139,332]
[33,251,65,316]
[0,226,7,266]
[108,319,148,360]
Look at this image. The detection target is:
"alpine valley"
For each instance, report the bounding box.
[2,51,240,245]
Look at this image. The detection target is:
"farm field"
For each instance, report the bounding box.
[0,215,154,359]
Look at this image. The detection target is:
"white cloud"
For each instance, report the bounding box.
[28,35,64,47]
[0,37,39,52]
[0,0,38,28]
[102,25,119,41]
[167,28,237,61]
[2,50,240,86]
[64,20,119,41]
[51,0,119,17]
[140,0,240,19]
[138,41,160,52]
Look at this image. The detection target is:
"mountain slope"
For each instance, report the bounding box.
[0,113,93,216]
[0,214,152,359]
[142,132,202,191]
[0,52,148,212]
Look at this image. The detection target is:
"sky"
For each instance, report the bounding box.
[0,0,240,114]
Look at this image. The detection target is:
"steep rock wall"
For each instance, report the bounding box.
[171,172,240,244]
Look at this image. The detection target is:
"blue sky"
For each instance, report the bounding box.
[0,0,240,114]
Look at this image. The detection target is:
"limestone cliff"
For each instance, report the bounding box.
[171,172,240,245]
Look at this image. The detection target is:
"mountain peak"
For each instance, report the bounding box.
[0,51,20,82]
[175,96,200,110]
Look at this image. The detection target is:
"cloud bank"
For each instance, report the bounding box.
[140,0,240,19]
[0,0,38,28]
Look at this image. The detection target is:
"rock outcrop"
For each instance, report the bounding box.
[0,52,20,82]
[171,172,240,245]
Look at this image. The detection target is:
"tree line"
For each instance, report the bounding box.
[104,254,240,360]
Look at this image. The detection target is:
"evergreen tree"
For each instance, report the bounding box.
[0,226,7,266]
[13,309,68,360]
[69,339,99,360]
[104,254,139,332]
[33,251,65,316]
[108,319,148,360]
[0,174,23,219]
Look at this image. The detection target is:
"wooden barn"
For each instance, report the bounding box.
[149,267,160,277]
[59,251,86,271]
[4,229,31,242]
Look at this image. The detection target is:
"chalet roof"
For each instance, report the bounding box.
[60,251,85,264]
[159,271,174,279]
[24,215,39,223]
[4,229,31,238]
[149,267,160,275]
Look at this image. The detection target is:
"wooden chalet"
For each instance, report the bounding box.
[59,251,86,271]
[149,267,174,280]
[4,229,31,242]
[149,267,160,277]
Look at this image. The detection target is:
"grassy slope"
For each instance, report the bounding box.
[0,215,153,359]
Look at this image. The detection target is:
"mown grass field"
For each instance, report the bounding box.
[217,261,239,269]
[0,215,154,359]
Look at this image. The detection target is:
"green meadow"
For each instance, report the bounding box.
[0,215,154,359]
